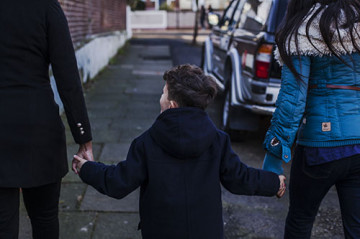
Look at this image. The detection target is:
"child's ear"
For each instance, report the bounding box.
[169,100,179,109]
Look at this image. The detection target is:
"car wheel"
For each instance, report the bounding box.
[222,87,231,131]
[202,46,209,75]
[221,70,247,141]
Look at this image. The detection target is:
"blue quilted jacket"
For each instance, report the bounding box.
[263,53,360,174]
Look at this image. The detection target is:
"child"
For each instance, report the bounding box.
[73,64,285,239]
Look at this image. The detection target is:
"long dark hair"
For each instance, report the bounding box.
[276,0,360,80]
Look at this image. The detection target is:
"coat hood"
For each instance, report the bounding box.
[275,3,360,65]
[149,107,217,159]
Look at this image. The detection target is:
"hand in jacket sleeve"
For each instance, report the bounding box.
[79,139,147,199]
[262,152,284,175]
[220,134,280,196]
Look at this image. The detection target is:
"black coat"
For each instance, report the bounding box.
[0,0,92,187]
[80,108,279,239]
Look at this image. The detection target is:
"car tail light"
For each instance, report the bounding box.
[255,44,273,79]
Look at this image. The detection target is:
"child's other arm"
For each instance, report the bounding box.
[78,139,147,199]
[220,134,280,197]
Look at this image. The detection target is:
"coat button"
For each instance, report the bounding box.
[284,155,289,159]
[77,123,82,127]
[80,131,85,135]
[80,127,84,130]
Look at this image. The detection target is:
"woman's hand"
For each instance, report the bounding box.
[276,175,286,198]
[72,141,93,174]
[72,155,87,174]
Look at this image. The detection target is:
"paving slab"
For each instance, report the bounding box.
[123,110,159,120]
[98,143,131,163]
[59,183,87,211]
[127,92,162,102]
[137,45,170,56]
[92,213,141,239]
[87,118,112,131]
[86,95,127,105]
[110,118,153,133]
[223,204,286,239]
[80,187,139,212]
[86,100,120,110]
[59,212,96,239]
[117,130,146,143]
[87,109,127,119]
[91,129,122,144]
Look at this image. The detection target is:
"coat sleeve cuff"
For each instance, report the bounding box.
[69,120,92,144]
[263,131,292,163]
[79,161,102,185]
[262,152,284,175]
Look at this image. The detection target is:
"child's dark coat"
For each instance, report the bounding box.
[80,107,279,239]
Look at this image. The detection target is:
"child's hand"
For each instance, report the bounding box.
[73,155,87,174]
[276,175,286,198]
[72,141,94,174]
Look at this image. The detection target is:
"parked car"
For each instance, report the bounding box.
[202,0,287,139]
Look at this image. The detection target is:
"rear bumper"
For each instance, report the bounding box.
[232,79,280,116]
[237,103,276,115]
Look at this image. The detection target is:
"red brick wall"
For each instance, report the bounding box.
[145,0,155,9]
[59,0,127,43]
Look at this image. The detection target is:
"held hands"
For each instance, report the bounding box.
[72,141,94,174]
[276,175,286,198]
[73,155,87,174]
[262,153,286,198]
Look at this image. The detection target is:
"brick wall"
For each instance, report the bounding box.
[59,0,127,43]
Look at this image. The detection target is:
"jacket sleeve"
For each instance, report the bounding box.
[46,0,92,144]
[79,138,147,199]
[262,152,284,175]
[262,55,310,172]
[220,133,280,196]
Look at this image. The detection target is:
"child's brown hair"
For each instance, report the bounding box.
[163,64,217,110]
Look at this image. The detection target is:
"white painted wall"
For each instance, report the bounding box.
[131,10,167,29]
[131,10,197,29]
[50,30,129,112]
[126,6,133,39]
[179,0,228,10]
[76,31,127,82]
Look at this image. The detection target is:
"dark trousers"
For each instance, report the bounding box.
[285,147,360,239]
[0,181,61,239]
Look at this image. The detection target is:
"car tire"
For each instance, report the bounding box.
[221,87,231,131]
[202,45,209,75]
[221,69,247,141]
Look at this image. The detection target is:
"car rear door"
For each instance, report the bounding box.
[210,0,240,83]
[231,0,276,103]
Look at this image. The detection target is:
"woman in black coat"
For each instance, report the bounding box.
[0,0,93,238]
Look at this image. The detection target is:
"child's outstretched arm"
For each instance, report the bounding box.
[74,138,147,199]
[220,134,280,197]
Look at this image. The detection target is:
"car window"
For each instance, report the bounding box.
[237,0,273,32]
[230,0,245,29]
[219,0,239,31]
